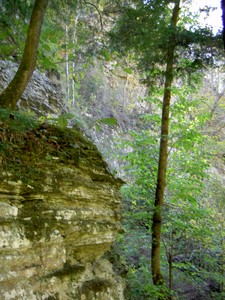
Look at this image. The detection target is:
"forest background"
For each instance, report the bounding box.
[0,0,225,299]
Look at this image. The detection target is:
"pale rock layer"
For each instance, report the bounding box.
[0,126,124,299]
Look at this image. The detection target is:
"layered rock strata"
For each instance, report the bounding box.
[0,60,65,115]
[0,123,124,299]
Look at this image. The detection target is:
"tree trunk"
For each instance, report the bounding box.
[221,0,225,50]
[151,0,180,288]
[72,15,79,107]
[65,22,70,102]
[221,237,224,292]
[0,0,49,109]
[168,231,174,300]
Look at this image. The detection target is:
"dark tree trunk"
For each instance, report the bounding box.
[0,0,49,109]
[151,0,180,289]
[222,0,225,50]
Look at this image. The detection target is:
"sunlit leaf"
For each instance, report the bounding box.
[98,117,118,126]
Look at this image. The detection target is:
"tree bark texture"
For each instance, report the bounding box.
[221,0,225,50]
[151,0,180,288]
[0,0,49,109]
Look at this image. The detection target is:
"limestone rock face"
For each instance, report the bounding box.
[0,123,124,299]
[0,60,65,116]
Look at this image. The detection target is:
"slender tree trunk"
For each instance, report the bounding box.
[221,237,224,292]
[168,231,174,300]
[169,252,173,292]
[72,15,79,107]
[151,0,180,289]
[219,214,225,293]
[65,23,70,102]
[221,0,225,50]
[0,0,49,109]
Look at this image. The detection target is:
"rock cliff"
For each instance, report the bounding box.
[0,117,124,299]
[0,60,65,116]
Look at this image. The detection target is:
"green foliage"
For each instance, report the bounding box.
[123,67,133,74]
[0,0,33,60]
[97,117,118,126]
[56,113,74,129]
[114,81,224,297]
[99,48,112,61]
[1,0,224,298]
[125,264,169,300]
[38,112,85,130]
[0,0,104,78]
[0,108,38,131]
[109,0,223,89]
[93,117,118,132]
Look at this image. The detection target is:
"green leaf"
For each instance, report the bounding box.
[45,154,52,161]
[124,67,133,74]
[57,115,68,129]
[61,113,74,119]
[95,123,101,132]
[100,49,111,61]
[98,117,118,126]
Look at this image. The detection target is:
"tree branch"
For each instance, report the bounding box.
[83,0,103,31]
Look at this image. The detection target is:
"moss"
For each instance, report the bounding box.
[80,278,112,294]
[46,296,59,300]
[45,262,85,279]
[19,200,57,241]
[0,109,109,187]
[104,249,129,277]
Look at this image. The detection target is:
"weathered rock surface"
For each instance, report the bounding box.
[0,122,124,299]
[0,60,65,116]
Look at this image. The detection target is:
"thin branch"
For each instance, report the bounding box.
[83,0,103,31]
